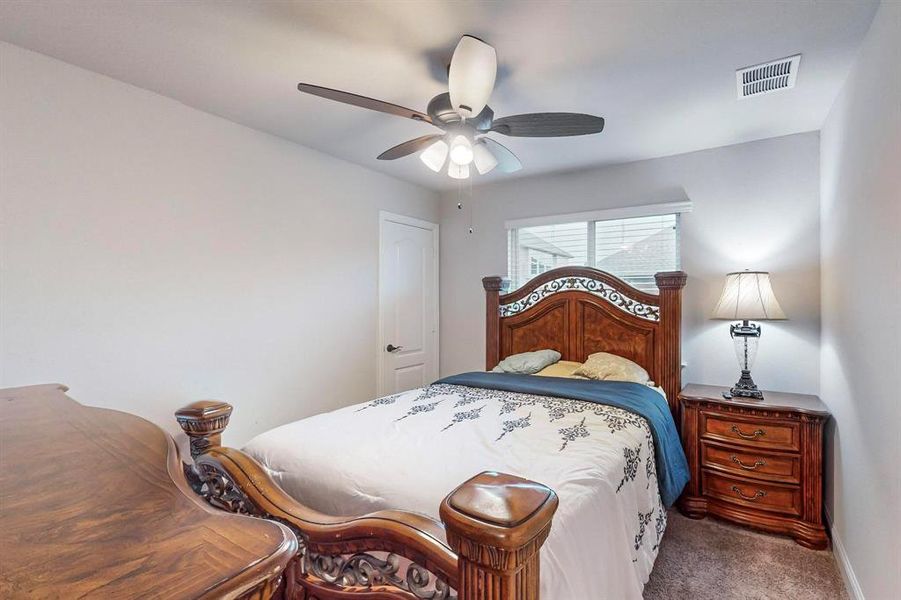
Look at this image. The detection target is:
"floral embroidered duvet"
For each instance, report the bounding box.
[244,380,672,599]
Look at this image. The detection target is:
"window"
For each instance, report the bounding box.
[507,206,683,293]
[529,253,554,276]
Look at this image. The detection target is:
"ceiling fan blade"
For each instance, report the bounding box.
[377,135,444,161]
[297,83,432,124]
[448,35,497,118]
[490,113,605,137]
[482,138,522,173]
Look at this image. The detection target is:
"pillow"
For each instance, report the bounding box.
[534,360,587,378]
[491,349,562,375]
[573,352,650,384]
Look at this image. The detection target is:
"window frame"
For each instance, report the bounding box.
[505,201,691,292]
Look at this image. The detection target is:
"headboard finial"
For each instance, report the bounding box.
[654,271,688,289]
[482,276,508,292]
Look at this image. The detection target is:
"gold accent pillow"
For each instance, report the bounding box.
[533,360,587,378]
[573,352,650,384]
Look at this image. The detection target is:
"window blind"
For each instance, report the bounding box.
[507,213,680,292]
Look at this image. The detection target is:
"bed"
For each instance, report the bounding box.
[176,266,688,600]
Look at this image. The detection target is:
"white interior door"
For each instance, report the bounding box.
[378,213,438,396]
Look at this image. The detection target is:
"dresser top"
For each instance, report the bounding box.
[0,384,296,599]
[680,383,830,417]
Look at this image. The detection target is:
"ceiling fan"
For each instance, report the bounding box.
[297,35,605,179]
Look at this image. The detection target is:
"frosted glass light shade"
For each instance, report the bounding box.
[449,135,474,165]
[712,271,787,320]
[447,162,470,179]
[448,35,497,118]
[419,139,448,172]
[473,141,498,174]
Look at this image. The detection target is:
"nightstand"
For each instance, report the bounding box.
[678,383,830,549]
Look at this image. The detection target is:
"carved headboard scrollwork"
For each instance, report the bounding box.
[483,267,688,418]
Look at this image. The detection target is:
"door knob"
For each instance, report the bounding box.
[386,344,403,353]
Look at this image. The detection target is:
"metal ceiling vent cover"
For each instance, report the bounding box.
[736,55,801,99]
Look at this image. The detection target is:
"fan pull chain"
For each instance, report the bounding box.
[468,174,474,234]
[456,177,475,234]
[453,134,475,235]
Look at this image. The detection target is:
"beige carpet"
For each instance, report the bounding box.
[644,511,847,600]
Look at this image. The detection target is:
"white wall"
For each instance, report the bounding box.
[440,132,821,394]
[819,1,901,598]
[0,43,439,446]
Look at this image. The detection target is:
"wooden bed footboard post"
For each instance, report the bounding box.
[439,471,558,600]
[175,400,233,458]
[482,276,507,370]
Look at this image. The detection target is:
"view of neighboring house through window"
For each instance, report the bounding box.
[507,212,680,292]
[523,229,570,276]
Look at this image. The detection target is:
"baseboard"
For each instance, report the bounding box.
[826,509,864,600]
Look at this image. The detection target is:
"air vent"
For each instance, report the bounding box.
[736,55,801,99]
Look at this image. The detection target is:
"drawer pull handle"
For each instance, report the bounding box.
[730,454,766,470]
[731,425,766,440]
[731,485,767,501]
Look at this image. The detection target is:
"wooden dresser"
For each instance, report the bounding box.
[0,384,297,599]
[678,383,830,549]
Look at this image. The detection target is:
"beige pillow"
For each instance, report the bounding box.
[534,360,587,378]
[573,352,650,384]
[491,349,562,374]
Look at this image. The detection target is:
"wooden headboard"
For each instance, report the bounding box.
[483,267,688,417]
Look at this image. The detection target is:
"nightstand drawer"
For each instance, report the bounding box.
[700,412,799,451]
[701,441,800,484]
[702,471,801,517]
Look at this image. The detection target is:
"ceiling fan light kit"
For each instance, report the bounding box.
[472,141,499,174]
[449,135,474,166]
[447,162,470,180]
[419,139,449,172]
[297,35,605,180]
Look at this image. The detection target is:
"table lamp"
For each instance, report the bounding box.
[711,271,786,399]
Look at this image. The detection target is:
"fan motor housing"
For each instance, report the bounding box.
[427,93,493,132]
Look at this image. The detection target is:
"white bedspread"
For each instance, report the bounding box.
[243,383,666,599]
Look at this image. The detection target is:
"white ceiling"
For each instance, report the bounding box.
[0,1,878,191]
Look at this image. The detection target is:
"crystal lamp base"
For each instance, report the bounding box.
[730,321,765,400]
[731,369,764,399]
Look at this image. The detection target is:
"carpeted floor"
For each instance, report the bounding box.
[644,511,847,599]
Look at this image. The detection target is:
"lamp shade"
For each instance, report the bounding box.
[472,140,498,174]
[449,135,474,166]
[419,139,448,172]
[447,161,470,179]
[712,271,787,320]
